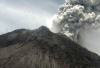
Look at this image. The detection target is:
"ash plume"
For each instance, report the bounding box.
[46,0,100,55]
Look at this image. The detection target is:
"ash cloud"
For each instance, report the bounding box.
[46,0,100,55]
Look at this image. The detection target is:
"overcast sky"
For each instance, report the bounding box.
[0,0,65,34]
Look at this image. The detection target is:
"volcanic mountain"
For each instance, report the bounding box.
[0,26,100,68]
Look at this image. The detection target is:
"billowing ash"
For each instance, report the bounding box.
[46,0,100,55]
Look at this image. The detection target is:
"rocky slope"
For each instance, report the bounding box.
[0,26,100,68]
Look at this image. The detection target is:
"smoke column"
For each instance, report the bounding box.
[46,0,100,55]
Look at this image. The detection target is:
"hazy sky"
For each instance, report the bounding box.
[0,0,65,34]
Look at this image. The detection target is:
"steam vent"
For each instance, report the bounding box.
[0,26,100,68]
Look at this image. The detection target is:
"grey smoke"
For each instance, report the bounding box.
[8,33,17,41]
[46,0,100,55]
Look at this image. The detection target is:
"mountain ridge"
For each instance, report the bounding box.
[0,26,100,68]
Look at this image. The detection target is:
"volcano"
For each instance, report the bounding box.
[0,26,100,68]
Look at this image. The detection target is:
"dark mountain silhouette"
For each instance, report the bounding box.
[0,26,100,68]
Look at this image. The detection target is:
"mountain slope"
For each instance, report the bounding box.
[0,26,100,68]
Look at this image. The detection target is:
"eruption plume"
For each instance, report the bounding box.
[46,0,100,55]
